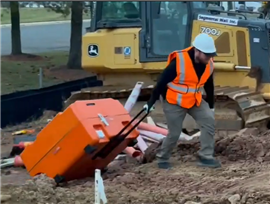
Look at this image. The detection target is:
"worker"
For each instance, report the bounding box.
[144,33,221,169]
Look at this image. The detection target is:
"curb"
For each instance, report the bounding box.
[0,19,91,28]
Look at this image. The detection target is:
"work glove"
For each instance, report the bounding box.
[143,104,155,114]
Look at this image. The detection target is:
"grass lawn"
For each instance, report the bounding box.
[1,51,69,94]
[1,8,90,24]
[1,51,94,95]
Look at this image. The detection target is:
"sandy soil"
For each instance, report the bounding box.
[1,101,270,204]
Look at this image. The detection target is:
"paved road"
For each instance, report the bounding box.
[1,21,91,55]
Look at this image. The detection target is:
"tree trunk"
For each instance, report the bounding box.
[67,1,83,69]
[10,1,22,55]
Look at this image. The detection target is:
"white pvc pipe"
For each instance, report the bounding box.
[124,81,148,153]
[136,135,149,153]
[139,129,166,141]
[139,129,194,142]
[191,131,200,138]
[141,135,160,143]
[124,81,144,112]
[146,116,156,126]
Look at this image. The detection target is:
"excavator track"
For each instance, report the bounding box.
[64,85,154,108]
[215,86,270,132]
[65,84,270,132]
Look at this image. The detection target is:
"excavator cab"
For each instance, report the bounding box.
[83,1,212,84]
[75,1,270,134]
[139,1,206,60]
[83,1,270,87]
[85,1,206,65]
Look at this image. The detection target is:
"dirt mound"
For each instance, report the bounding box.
[144,128,270,164]
[172,128,270,162]
[215,128,270,162]
[2,128,270,204]
[3,163,270,204]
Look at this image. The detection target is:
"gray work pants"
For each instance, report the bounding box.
[156,99,215,163]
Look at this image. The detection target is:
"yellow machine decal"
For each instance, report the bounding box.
[192,20,251,67]
[200,26,221,36]
[197,14,239,26]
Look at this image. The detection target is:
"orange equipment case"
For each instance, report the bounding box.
[20,99,148,183]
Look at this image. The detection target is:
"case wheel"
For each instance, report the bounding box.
[84,145,97,154]
[54,175,65,183]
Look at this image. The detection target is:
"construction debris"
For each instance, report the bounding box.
[2,122,270,204]
[1,82,270,204]
[2,82,203,171]
[11,129,35,136]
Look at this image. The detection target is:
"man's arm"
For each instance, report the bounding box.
[204,74,214,109]
[147,59,177,108]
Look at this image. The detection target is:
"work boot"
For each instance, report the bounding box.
[197,156,221,168]
[157,162,172,170]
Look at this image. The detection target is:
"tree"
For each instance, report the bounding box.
[10,1,22,55]
[67,1,83,69]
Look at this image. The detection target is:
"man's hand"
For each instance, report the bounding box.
[143,104,155,114]
[211,108,214,112]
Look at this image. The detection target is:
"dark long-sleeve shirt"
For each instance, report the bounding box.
[148,47,214,109]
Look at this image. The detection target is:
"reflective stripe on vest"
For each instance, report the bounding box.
[167,52,214,106]
[176,52,214,84]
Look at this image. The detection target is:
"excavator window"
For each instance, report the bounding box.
[193,2,207,9]
[148,2,207,57]
[150,1,189,56]
[101,1,140,20]
[95,1,141,29]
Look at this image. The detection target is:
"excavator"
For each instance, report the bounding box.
[66,1,270,134]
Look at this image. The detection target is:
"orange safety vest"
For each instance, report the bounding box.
[166,47,214,109]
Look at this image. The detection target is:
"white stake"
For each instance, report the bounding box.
[95,169,107,204]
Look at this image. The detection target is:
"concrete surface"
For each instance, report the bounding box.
[1,20,91,55]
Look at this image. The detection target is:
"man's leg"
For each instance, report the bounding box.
[188,99,221,168]
[156,100,187,169]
